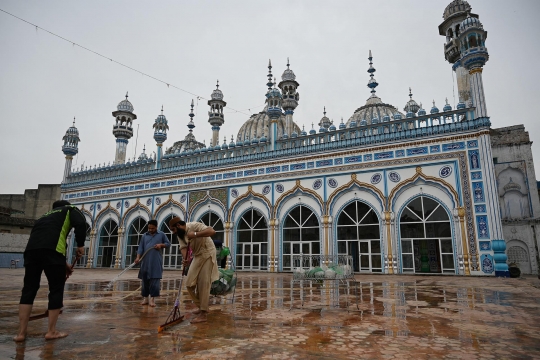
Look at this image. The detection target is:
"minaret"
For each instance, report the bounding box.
[278,58,300,137]
[457,13,489,118]
[266,61,283,151]
[61,117,80,182]
[367,50,378,99]
[208,81,226,147]
[112,92,137,164]
[439,1,478,111]
[153,106,169,169]
[188,99,196,138]
[318,107,331,131]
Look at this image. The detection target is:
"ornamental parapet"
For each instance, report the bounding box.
[63,108,489,190]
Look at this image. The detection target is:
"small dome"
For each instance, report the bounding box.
[443,0,471,20]
[503,177,522,192]
[394,112,402,120]
[221,142,229,149]
[347,95,403,127]
[244,138,251,146]
[282,68,296,81]
[457,100,466,109]
[282,133,289,139]
[430,102,440,114]
[329,124,337,131]
[371,116,379,124]
[460,15,482,31]
[200,145,207,153]
[350,120,357,128]
[406,111,414,118]
[300,127,307,136]
[339,121,346,130]
[211,88,224,101]
[382,114,391,122]
[117,94,134,112]
[194,148,200,155]
[360,119,367,126]
[155,114,167,125]
[291,131,298,138]
[251,137,259,144]
[259,135,267,143]
[266,87,282,99]
[229,138,236,148]
[309,127,316,135]
[236,106,300,143]
[443,99,452,112]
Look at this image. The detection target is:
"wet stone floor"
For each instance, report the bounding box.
[1,269,540,359]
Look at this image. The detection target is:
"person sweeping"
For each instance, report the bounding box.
[134,219,170,307]
[169,217,219,323]
[13,200,86,342]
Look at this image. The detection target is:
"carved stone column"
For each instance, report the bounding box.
[86,229,96,268]
[453,208,464,274]
[224,222,233,269]
[458,207,470,275]
[115,227,124,268]
[384,211,394,274]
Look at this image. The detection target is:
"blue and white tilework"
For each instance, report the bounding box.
[442,142,465,151]
[262,185,271,195]
[290,163,305,170]
[468,140,478,148]
[180,194,187,203]
[345,156,362,164]
[407,147,428,156]
[371,173,382,185]
[116,201,121,209]
[479,241,491,251]
[430,145,441,153]
[476,215,490,239]
[439,166,452,178]
[475,205,486,213]
[481,254,494,274]
[364,154,373,161]
[334,158,343,165]
[155,197,161,205]
[471,171,482,180]
[388,172,401,183]
[281,165,289,171]
[266,166,280,174]
[473,182,484,203]
[231,189,239,198]
[124,201,130,208]
[374,151,393,160]
[328,178,338,188]
[146,199,152,206]
[313,179,323,190]
[469,150,481,169]
[316,159,333,167]
[307,162,314,169]
[97,204,102,211]
[275,184,284,193]
[396,150,405,157]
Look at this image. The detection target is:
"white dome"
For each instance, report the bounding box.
[346,95,403,127]
[237,106,301,142]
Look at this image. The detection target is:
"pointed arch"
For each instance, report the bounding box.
[94,203,121,230]
[273,180,323,218]
[121,198,151,227]
[154,194,186,221]
[78,205,94,227]
[327,173,386,215]
[191,199,226,224]
[228,185,272,222]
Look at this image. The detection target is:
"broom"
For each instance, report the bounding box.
[157,245,192,332]
[28,254,81,321]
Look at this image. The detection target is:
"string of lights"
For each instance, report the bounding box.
[0,8,265,117]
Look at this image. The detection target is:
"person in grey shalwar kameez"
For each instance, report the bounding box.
[135,219,170,307]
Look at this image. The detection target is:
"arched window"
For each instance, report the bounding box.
[199,211,224,244]
[97,219,118,268]
[336,200,381,272]
[161,214,182,269]
[70,222,91,267]
[399,196,454,274]
[282,205,320,271]
[236,208,268,271]
[125,217,148,267]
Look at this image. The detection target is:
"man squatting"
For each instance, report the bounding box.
[14,200,86,342]
[169,217,219,323]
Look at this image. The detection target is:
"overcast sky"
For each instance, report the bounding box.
[1,0,539,194]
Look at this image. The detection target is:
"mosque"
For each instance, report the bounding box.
[58,0,540,276]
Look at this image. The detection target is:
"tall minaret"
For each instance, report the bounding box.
[208,81,226,147]
[278,58,299,137]
[266,61,283,151]
[153,106,169,169]
[61,117,80,182]
[439,1,488,117]
[112,92,137,164]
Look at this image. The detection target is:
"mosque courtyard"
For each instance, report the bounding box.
[0,269,539,359]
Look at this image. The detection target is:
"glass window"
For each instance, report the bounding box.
[125,217,148,267]
[282,205,320,271]
[236,208,268,271]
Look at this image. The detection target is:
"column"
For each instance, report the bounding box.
[63,156,73,182]
[86,229,96,268]
[458,207,471,275]
[115,227,124,268]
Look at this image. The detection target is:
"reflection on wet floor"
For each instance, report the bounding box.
[1,270,540,359]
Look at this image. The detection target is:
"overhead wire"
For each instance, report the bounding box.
[0,8,264,117]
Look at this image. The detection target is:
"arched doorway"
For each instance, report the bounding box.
[399,196,455,274]
[507,243,531,274]
[282,205,320,271]
[97,219,118,268]
[336,200,381,272]
[70,222,91,267]
[199,211,224,244]
[125,217,148,267]
[161,214,182,269]
[236,208,268,271]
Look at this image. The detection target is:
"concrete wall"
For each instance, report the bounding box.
[0,233,28,253]
[0,184,61,220]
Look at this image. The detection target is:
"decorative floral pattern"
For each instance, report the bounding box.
[146,198,152,206]
[276,184,284,193]
[481,254,494,274]
[97,204,102,211]
[231,189,239,198]
[89,204,94,211]
[370,173,382,185]
[262,185,271,195]
[124,200,130,208]
[327,178,338,188]
[439,166,452,178]
[180,194,187,203]
[388,171,401,183]
[155,197,161,205]
[313,179,323,190]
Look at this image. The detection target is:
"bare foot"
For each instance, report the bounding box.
[149,298,156,307]
[190,314,207,323]
[13,333,26,342]
[141,298,149,305]
[45,331,68,340]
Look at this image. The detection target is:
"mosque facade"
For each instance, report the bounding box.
[59,0,540,276]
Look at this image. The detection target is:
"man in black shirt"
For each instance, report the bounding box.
[13,200,87,342]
